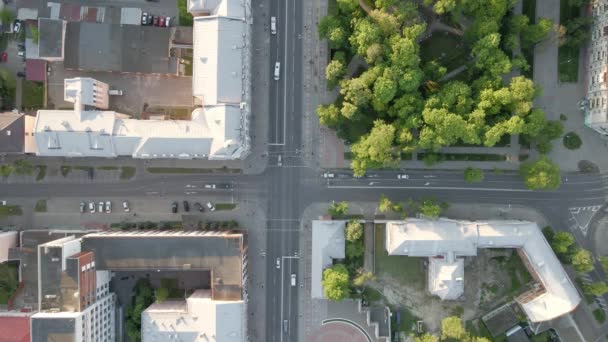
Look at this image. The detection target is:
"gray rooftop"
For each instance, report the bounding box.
[64,22,176,74]
[38,18,64,59]
[0,113,24,153]
[30,315,75,342]
[81,231,245,300]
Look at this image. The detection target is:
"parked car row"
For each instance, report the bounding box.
[172,201,215,213]
[141,12,171,27]
[80,201,130,213]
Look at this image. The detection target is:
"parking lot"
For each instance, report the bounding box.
[47,61,193,116]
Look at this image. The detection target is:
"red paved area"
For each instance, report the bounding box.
[0,316,30,342]
[308,321,369,342]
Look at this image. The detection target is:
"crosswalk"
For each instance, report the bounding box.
[568,205,602,236]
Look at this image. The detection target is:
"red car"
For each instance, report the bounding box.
[153,16,159,26]
[1,52,6,62]
[159,16,165,27]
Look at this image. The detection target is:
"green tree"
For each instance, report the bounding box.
[571,248,594,273]
[13,159,34,175]
[317,104,342,127]
[328,201,349,217]
[378,194,393,213]
[350,120,398,177]
[414,333,438,342]
[562,16,592,48]
[0,9,14,25]
[522,18,553,48]
[441,316,466,340]
[346,239,365,259]
[600,256,608,273]
[337,0,359,13]
[322,264,350,301]
[583,282,608,296]
[471,33,512,78]
[419,199,442,219]
[155,287,169,302]
[551,232,575,254]
[353,270,375,287]
[326,59,347,89]
[318,15,350,50]
[464,167,484,183]
[519,156,561,190]
[345,220,364,241]
[0,165,13,177]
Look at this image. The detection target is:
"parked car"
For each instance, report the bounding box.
[153,16,159,26]
[159,16,165,27]
[122,201,130,212]
[147,15,153,25]
[206,202,216,212]
[0,201,6,206]
[108,89,123,96]
[194,202,204,212]
[105,201,111,213]
[183,200,190,212]
[323,172,334,178]
[17,51,24,57]
[165,17,171,27]
[16,72,25,78]
[171,201,178,213]
[1,52,7,62]
[141,12,148,25]
[98,201,104,213]
[89,202,95,213]
[13,21,21,34]
[79,202,85,213]
[276,258,280,269]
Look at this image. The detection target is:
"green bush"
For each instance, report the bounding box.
[60,166,71,177]
[35,165,46,181]
[563,132,582,150]
[120,166,136,180]
[0,165,12,177]
[593,308,606,324]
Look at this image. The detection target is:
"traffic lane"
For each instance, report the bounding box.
[282,257,299,341]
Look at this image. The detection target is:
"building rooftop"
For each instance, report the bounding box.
[142,290,244,342]
[384,219,581,322]
[188,0,245,16]
[30,313,76,342]
[311,220,346,299]
[428,257,464,300]
[64,22,176,74]
[0,314,31,342]
[81,231,245,301]
[38,18,64,59]
[0,112,25,153]
[25,59,46,82]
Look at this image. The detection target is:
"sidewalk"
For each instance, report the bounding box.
[534,0,608,172]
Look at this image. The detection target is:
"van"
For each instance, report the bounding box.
[291,274,296,287]
[271,16,276,35]
[283,320,288,333]
[274,62,280,80]
[109,89,123,96]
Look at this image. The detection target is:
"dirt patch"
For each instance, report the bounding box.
[371,249,529,333]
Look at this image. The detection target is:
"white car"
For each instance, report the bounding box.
[323,172,335,178]
[397,174,409,179]
[122,201,130,212]
[98,202,104,213]
[291,274,296,287]
[89,202,95,213]
[0,200,6,206]
[274,62,280,80]
[105,201,111,213]
[206,202,216,212]
[13,21,21,34]
[275,258,280,269]
[270,16,276,35]
[204,184,216,189]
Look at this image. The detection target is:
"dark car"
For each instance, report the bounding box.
[88,167,94,179]
[218,183,233,189]
[153,16,159,26]
[194,202,204,212]
[171,201,178,213]
[16,72,25,78]
[183,200,190,212]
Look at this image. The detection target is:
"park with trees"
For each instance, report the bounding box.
[317,0,564,188]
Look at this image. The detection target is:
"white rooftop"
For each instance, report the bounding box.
[141,290,244,342]
[188,0,245,17]
[311,220,346,299]
[428,257,464,300]
[385,219,581,322]
[192,16,246,105]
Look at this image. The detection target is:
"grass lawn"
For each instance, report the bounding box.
[530,331,552,342]
[0,261,19,304]
[22,81,44,109]
[215,203,237,211]
[34,200,47,212]
[417,152,507,162]
[558,0,581,82]
[98,166,118,171]
[420,33,467,72]
[120,166,136,180]
[521,0,536,79]
[374,224,425,288]
[0,205,22,218]
[502,253,532,294]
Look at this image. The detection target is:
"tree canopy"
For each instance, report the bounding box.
[520,156,561,190]
[571,248,594,273]
[322,264,351,301]
[441,316,466,340]
[346,220,364,241]
[464,167,484,183]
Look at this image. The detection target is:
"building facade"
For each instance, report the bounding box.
[586,1,608,134]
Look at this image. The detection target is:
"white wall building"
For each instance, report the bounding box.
[64,78,109,110]
[33,0,251,160]
[384,219,581,322]
[586,1,608,134]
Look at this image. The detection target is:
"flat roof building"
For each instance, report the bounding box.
[311,220,346,299]
[384,219,581,322]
